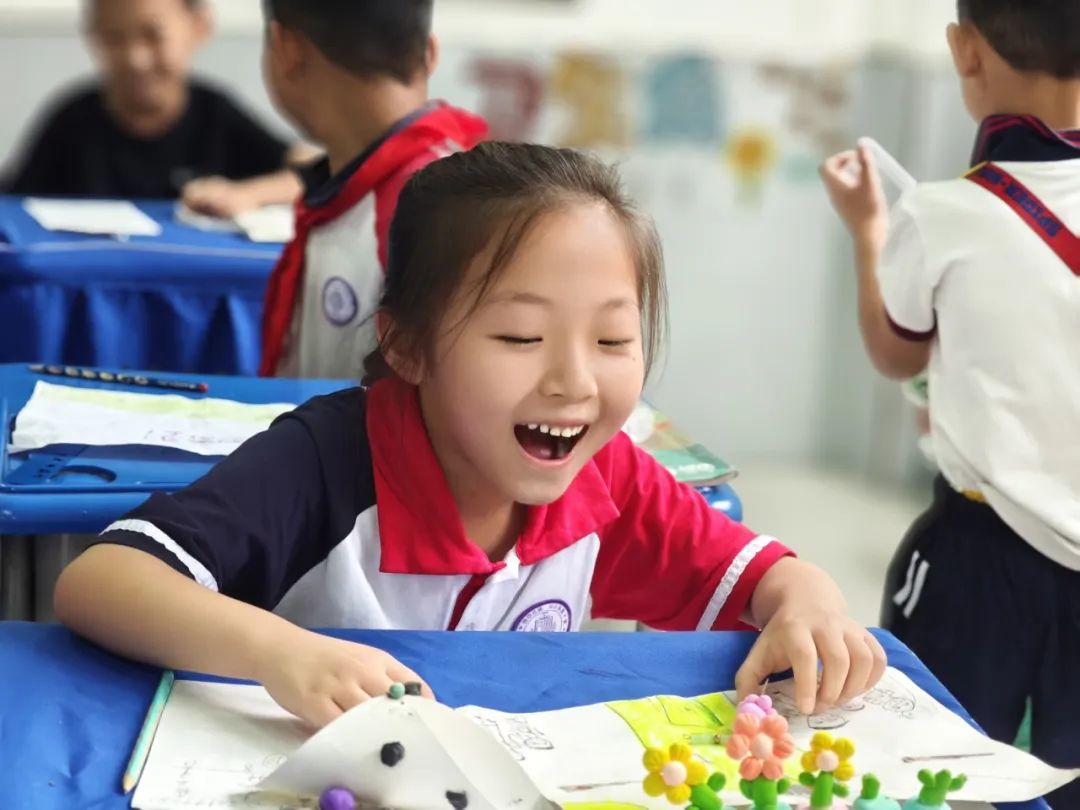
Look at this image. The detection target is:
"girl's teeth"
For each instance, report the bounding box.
[527,424,585,438]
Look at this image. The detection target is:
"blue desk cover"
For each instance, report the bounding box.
[0,625,1050,810]
[0,197,283,375]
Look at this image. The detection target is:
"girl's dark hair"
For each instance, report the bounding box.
[364,141,667,384]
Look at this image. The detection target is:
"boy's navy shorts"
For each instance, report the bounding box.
[882,476,1080,809]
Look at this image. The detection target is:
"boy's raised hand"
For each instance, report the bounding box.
[256,627,435,728]
[820,144,890,248]
[734,557,887,715]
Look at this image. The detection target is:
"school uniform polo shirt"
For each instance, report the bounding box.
[260,103,488,378]
[880,115,1080,571]
[95,379,792,632]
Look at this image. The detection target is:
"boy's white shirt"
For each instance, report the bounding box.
[276,196,381,379]
[880,158,1080,571]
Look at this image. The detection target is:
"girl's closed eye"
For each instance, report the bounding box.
[599,338,635,348]
[493,335,542,345]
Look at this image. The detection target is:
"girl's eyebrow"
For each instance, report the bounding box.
[492,291,638,310]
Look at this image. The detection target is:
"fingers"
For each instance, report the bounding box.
[787,630,819,715]
[865,632,888,690]
[837,629,875,705]
[304,696,343,730]
[332,681,371,715]
[734,638,771,700]
[387,661,437,701]
[819,150,859,188]
[814,626,851,711]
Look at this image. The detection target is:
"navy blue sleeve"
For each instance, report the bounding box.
[92,389,373,610]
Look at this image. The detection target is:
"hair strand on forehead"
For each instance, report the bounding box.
[363,141,667,385]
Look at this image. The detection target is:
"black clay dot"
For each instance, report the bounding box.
[404,681,423,696]
[380,742,405,767]
[446,790,468,810]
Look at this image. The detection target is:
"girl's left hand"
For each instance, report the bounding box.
[735,557,888,714]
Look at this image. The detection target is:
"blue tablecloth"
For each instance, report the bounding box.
[0,625,1050,810]
[0,197,283,375]
[0,363,350,534]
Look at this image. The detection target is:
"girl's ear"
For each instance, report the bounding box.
[378,313,425,384]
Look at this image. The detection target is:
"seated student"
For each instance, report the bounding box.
[55,142,886,729]
[256,0,488,378]
[821,1,1080,804]
[1,0,308,217]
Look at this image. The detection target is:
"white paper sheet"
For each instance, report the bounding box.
[235,205,294,243]
[11,381,294,456]
[131,669,1079,810]
[175,203,294,243]
[24,198,163,237]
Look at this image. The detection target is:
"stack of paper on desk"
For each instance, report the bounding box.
[176,203,294,243]
[131,668,1079,810]
[24,198,163,237]
[11,381,294,457]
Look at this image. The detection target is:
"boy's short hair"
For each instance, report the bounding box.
[263,0,434,84]
[958,0,1080,78]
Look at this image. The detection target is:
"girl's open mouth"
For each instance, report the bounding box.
[514,423,589,461]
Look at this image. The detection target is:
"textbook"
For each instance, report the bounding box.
[624,401,736,487]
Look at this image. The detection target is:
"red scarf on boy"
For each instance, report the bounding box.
[259,103,487,376]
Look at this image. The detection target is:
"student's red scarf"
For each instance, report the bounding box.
[259,104,487,376]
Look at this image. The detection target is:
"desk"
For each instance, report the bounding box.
[0,197,283,375]
[0,626,1048,810]
[0,364,351,619]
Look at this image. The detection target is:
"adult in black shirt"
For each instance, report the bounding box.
[4,80,291,200]
[1,0,308,216]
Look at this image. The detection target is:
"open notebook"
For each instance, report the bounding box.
[132,668,1078,810]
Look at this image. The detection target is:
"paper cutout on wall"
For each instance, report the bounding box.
[758,63,852,156]
[725,128,778,205]
[468,57,546,142]
[641,54,725,145]
[550,53,630,149]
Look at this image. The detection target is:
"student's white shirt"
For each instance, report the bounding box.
[880,158,1080,571]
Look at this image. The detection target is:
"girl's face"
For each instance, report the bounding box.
[417,201,646,510]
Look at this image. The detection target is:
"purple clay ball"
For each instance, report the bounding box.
[319,787,357,810]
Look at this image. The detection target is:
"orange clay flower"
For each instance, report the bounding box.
[643,743,710,804]
[725,712,796,780]
[800,732,856,782]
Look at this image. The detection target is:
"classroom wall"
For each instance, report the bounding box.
[0,0,973,482]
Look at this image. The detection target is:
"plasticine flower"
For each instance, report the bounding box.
[643,743,710,804]
[737,694,777,718]
[800,732,856,782]
[725,712,796,780]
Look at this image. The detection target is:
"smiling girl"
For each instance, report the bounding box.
[55,142,885,729]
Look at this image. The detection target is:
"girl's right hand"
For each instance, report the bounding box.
[255,628,435,728]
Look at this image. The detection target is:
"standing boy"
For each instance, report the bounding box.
[821,1,1080,803]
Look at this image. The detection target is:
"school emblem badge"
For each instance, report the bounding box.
[322,277,358,325]
[511,599,572,632]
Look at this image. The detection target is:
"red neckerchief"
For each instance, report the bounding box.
[365,377,620,576]
[259,104,488,376]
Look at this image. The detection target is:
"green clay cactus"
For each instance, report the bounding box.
[739,775,793,809]
[687,773,728,810]
[900,770,967,810]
